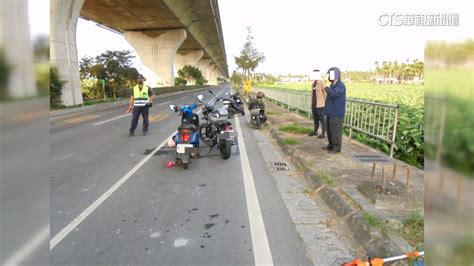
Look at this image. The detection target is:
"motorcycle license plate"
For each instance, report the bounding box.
[177,144,194,154]
[218,130,237,140]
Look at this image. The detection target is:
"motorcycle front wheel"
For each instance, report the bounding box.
[199,123,215,146]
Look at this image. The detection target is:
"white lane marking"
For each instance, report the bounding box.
[50,87,226,250]
[234,115,274,265]
[4,225,49,265]
[93,101,171,126]
[158,101,171,106]
[93,113,130,126]
[49,133,175,250]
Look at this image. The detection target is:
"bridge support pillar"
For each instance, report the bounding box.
[0,0,36,99]
[125,30,186,86]
[197,59,212,85]
[50,0,85,106]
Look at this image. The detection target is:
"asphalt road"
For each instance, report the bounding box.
[50,83,313,265]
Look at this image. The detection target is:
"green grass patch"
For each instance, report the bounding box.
[266,110,282,115]
[400,210,424,250]
[279,124,313,135]
[280,138,300,145]
[363,212,389,237]
[312,171,336,186]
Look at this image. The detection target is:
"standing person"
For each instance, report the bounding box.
[323,67,346,154]
[309,73,327,138]
[126,74,155,136]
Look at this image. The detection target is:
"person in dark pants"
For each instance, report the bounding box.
[309,74,327,138]
[323,67,346,154]
[126,75,155,136]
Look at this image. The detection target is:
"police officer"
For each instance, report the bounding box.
[126,75,155,136]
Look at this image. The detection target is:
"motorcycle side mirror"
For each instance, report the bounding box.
[197,94,204,102]
[169,104,178,112]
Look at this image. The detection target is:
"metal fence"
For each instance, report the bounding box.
[252,87,400,157]
[424,95,447,166]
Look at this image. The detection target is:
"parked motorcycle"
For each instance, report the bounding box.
[248,93,267,129]
[230,92,245,115]
[169,95,203,169]
[218,92,245,116]
[198,92,236,160]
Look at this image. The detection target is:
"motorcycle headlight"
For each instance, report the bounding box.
[215,113,220,118]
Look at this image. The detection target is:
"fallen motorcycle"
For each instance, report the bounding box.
[218,91,245,116]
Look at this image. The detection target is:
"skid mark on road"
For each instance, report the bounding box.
[58,114,100,124]
[149,114,169,122]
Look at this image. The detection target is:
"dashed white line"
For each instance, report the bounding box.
[157,101,171,106]
[93,113,130,126]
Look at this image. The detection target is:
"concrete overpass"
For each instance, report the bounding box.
[51,0,229,106]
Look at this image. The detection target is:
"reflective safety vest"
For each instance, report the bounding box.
[133,85,149,106]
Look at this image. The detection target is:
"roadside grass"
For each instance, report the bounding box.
[280,138,300,145]
[400,210,424,250]
[363,212,389,237]
[267,110,282,116]
[52,98,120,110]
[363,210,424,249]
[311,171,337,186]
[279,123,313,135]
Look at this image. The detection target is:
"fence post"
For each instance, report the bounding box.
[349,102,354,139]
[390,105,399,158]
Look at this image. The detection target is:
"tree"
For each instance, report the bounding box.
[176,65,206,85]
[79,55,94,80]
[0,48,11,99]
[50,67,66,107]
[33,34,49,62]
[230,71,244,89]
[79,50,139,99]
[234,27,265,79]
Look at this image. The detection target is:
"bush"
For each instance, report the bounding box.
[114,86,132,98]
[50,67,66,107]
[177,65,206,85]
[0,48,11,100]
[175,77,187,86]
[36,62,49,97]
[81,79,104,99]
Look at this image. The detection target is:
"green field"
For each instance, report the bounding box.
[258,82,424,168]
[425,68,474,175]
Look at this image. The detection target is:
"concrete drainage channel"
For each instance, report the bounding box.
[265,123,414,259]
[250,127,365,265]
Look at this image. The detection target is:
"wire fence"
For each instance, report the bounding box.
[252,87,400,157]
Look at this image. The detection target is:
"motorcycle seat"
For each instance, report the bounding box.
[178,124,197,131]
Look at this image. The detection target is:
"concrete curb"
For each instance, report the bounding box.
[50,86,211,118]
[266,121,412,257]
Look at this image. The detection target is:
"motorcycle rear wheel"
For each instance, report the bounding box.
[219,140,232,160]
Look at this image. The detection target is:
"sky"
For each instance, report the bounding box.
[28,0,49,38]
[73,0,473,79]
